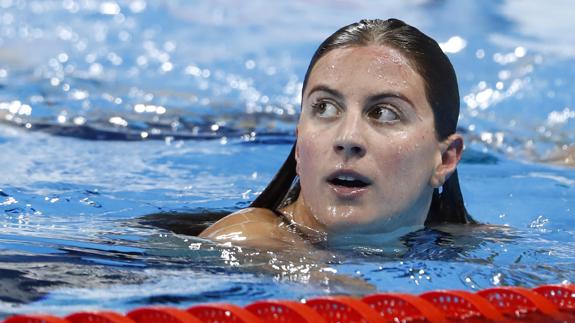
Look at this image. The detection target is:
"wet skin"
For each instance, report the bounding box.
[200,45,463,247]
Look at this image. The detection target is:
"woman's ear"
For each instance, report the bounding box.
[430,133,463,188]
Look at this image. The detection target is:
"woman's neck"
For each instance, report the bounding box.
[279,195,327,241]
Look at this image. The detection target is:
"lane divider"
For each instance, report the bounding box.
[5,284,575,322]
[420,290,505,321]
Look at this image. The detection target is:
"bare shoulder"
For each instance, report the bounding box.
[198,208,304,249]
[198,207,281,237]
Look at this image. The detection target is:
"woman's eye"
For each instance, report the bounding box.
[311,102,339,118]
[368,105,399,123]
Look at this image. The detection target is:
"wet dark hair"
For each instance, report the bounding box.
[251,18,475,225]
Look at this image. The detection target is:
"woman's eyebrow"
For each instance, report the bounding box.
[306,85,344,100]
[366,92,415,108]
[307,86,416,108]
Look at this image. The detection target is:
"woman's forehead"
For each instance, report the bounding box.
[305,45,426,102]
[310,45,417,79]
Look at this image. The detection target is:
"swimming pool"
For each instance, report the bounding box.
[1,0,574,318]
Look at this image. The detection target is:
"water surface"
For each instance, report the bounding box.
[1,0,574,318]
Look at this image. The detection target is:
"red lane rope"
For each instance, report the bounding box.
[4,284,575,323]
[362,293,446,322]
[420,290,506,322]
[303,296,383,323]
[126,307,202,323]
[534,284,575,312]
[477,286,564,321]
[186,304,263,323]
[245,300,328,323]
[67,312,136,323]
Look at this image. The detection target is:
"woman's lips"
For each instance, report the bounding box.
[329,184,370,199]
[326,170,372,199]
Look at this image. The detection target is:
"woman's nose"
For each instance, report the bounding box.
[333,124,366,159]
[334,141,366,158]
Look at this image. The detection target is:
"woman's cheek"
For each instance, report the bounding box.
[373,136,430,188]
[390,137,437,194]
[296,131,324,171]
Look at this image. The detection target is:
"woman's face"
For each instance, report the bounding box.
[295,45,445,233]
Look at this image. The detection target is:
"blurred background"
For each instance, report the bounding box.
[0,0,574,318]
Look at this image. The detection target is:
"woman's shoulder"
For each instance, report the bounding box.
[199,207,281,236]
[198,207,302,249]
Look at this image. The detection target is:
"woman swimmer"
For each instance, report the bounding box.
[200,18,475,249]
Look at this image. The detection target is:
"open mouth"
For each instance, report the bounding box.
[327,172,371,188]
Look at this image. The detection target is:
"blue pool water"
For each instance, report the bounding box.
[1,0,575,318]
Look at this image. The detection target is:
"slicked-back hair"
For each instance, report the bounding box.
[251,19,475,225]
